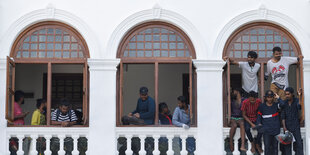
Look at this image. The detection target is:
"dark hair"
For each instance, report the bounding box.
[60,98,70,107]
[14,90,25,102]
[159,102,168,113]
[247,51,258,59]
[248,91,257,98]
[36,99,46,109]
[272,47,282,53]
[177,96,187,104]
[285,87,294,94]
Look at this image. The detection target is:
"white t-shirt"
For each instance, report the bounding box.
[239,62,260,93]
[265,57,298,89]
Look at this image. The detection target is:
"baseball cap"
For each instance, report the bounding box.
[265,90,274,97]
[285,87,294,94]
[139,87,148,95]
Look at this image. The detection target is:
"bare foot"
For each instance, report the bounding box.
[229,141,234,152]
[250,146,255,153]
[256,143,263,154]
[240,146,246,152]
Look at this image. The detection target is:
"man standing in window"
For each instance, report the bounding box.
[265,46,301,100]
[122,86,155,125]
[281,87,304,155]
[224,51,260,97]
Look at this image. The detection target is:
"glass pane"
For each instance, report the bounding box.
[144,29,152,34]
[161,28,168,33]
[47,29,54,34]
[169,43,176,49]
[79,52,84,58]
[137,35,143,41]
[259,51,265,57]
[266,29,273,34]
[153,35,160,41]
[39,51,45,58]
[283,37,288,42]
[161,43,168,49]
[31,35,38,42]
[291,52,295,57]
[267,43,273,50]
[145,51,152,57]
[31,44,37,50]
[234,43,241,50]
[242,36,249,42]
[266,35,273,42]
[24,36,30,42]
[47,51,53,58]
[145,35,152,41]
[177,36,182,41]
[177,50,184,57]
[153,28,160,33]
[242,43,249,50]
[39,43,46,50]
[137,51,144,57]
[283,43,289,50]
[55,52,61,58]
[154,50,160,57]
[129,43,136,49]
[250,29,257,34]
[71,44,78,50]
[47,36,54,42]
[274,35,281,42]
[30,52,37,58]
[250,36,257,42]
[235,51,241,58]
[267,51,273,57]
[177,43,184,49]
[47,43,53,50]
[161,51,168,57]
[39,29,46,34]
[39,36,46,42]
[63,44,70,50]
[130,37,136,42]
[23,43,29,50]
[169,35,176,41]
[23,51,29,58]
[55,36,62,42]
[161,35,168,41]
[250,44,257,50]
[129,51,136,57]
[185,51,190,57]
[55,43,62,50]
[55,29,62,34]
[242,51,248,58]
[229,51,233,57]
[137,43,144,49]
[63,52,69,58]
[169,51,176,57]
[259,44,265,50]
[71,36,77,42]
[154,43,160,49]
[283,51,290,56]
[258,29,265,34]
[71,51,78,58]
[17,51,21,58]
[64,36,70,42]
[145,43,152,49]
[123,51,128,57]
[258,36,265,42]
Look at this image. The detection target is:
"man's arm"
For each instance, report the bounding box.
[242,111,255,128]
[223,56,239,65]
[172,108,184,127]
[281,109,287,132]
[14,112,29,120]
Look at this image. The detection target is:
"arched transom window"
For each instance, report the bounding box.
[12,21,89,59]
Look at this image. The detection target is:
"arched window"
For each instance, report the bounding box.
[222,22,304,126]
[6,21,89,126]
[117,21,197,126]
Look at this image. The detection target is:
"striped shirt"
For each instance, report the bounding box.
[51,109,78,122]
[241,98,262,122]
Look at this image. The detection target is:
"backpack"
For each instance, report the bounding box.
[56,109,72,122]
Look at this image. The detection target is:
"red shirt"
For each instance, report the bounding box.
[241,98,262,122]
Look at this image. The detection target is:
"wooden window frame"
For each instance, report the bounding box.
[116,21,197,127]
[222,22,304,127]
[6,21,89,127]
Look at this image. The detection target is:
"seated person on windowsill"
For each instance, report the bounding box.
[51,99,77,127]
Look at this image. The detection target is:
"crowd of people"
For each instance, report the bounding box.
[224,47,304,155]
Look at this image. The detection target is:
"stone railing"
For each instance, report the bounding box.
[6,127,89,155]
[223,127,306,155]
[116,127,197,155]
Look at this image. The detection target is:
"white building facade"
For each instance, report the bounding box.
[0,0,310,154]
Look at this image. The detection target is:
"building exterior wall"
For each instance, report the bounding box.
[0,0,310,154]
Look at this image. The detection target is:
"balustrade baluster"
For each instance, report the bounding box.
[166,135,174,155]
[30,135,38,155]
[7,135,12,155]
[85,135,89,155]
[180,135,187,155]
[72,135,79,155]
[16,135,24,155]
[125,135,133,155]
[153,135,160,155]
[139,135,147,155]
[58,135,66,155]
[44,135,52,155]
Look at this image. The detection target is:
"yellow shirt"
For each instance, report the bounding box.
[31,109,46,125]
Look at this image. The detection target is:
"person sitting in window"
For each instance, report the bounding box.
[51,98,77,127]
[122,86,155,125]
[159,102,172,125]
[31,99,47,125]
[13,90,30,125]
[172,96,195,154]
[229,88,246,152]
[224,51,260,98]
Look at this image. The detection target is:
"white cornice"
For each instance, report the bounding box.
[193,59,225,72]
[88,58,120,71]
[303,60,310,72]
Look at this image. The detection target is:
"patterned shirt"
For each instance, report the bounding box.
[51,109,77,122]
[241,98,262,122]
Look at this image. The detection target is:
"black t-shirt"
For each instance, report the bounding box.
[257,102,280,135]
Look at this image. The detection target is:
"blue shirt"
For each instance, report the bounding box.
[132,96,155,125]
[280,98,301,132]
[172,106,190,127]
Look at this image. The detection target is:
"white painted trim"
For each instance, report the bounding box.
[214,8,310,60]
[0,6,100,58]
[106,6,207,59]
[88,58,120,71]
